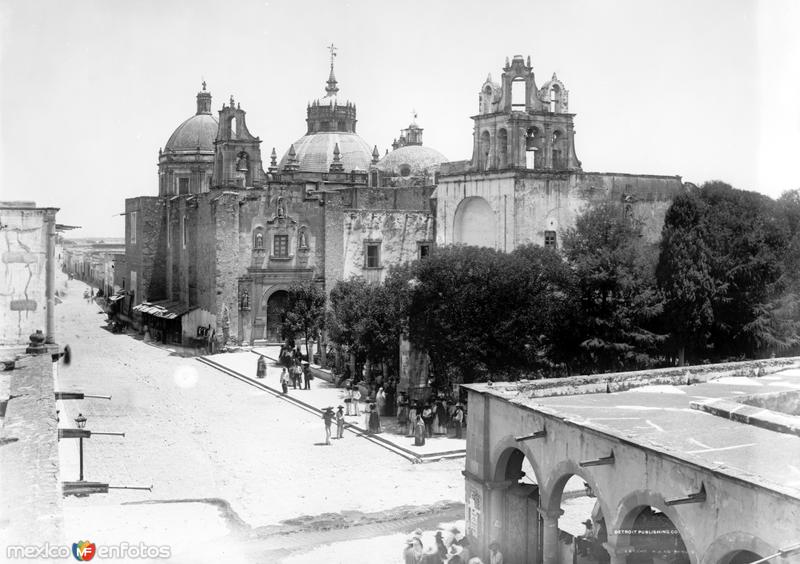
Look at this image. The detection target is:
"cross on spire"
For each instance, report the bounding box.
[328,43,337,67]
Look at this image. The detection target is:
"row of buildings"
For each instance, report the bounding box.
[118,54,684,351]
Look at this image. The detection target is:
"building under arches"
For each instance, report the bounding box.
[463,360,800,564]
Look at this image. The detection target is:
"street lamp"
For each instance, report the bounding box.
[75,413,87,481]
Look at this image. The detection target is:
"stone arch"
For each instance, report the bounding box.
[262,284,292,342]
[701,532,774,564]
[453,196,495,247]
[540,459,614,523]
[490,434,546,486]
[611,489,697,563]
[497,128,508,168]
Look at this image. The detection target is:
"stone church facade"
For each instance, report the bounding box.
[121,55,683,349]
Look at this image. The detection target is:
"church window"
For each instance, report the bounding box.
[544,230,557,249]
[511,78,526,111]
[364,242,381,268]
[179,177,189,195]
[273,234,289,257]
[129,211,137,245]
[230,117,237,137]
[399,164,411,177]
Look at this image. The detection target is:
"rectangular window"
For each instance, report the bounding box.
[544,230,557,249]
[179,177,190,195]
[365,242,381,268]
[418,244,431,260]
[129,211,137,245]
[273,234,289,257]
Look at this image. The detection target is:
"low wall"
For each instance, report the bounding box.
[0,354,64,547]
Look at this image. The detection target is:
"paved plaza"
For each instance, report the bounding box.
[53,280,464,563]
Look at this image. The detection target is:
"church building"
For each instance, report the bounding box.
[120,54,683,350]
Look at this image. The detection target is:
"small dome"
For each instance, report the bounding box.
[165,113,218,152]
[375,144,448,177]
[280,132,372,173]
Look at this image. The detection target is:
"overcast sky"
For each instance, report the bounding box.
[1,0,798,237]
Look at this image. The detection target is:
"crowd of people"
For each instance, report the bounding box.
[398,397,465,446]
[402,527,503,564]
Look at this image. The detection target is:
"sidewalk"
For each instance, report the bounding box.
[201,348,466,463]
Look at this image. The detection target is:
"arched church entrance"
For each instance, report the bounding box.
[265,290,288,343]
[493,446,543,564]
[454,196,495,247]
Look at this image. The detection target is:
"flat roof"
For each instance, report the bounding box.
[466,367,800,500]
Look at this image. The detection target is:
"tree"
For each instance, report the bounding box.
[656,192,718,365]
[326,277,371,367]
[282,281,326,361]
[562,202,665,372]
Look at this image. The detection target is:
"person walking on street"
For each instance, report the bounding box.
[335,406,345,439]
[322,407,334,445]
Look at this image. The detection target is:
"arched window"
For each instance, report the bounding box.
[549,85,561,112]
[525,127,539,169]
[511,78,526,111]
[552,130,564,169]
[230,117,237,138]
[482,85,493,113]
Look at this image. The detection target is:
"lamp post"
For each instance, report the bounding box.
[75,413,87,481]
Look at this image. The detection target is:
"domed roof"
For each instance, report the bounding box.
[165,113,218,152]
[280,132,372,173]
[375,144,448,177]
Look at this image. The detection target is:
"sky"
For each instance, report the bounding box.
[1,0,798,237]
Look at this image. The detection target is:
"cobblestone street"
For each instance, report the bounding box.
[54,279,464,563]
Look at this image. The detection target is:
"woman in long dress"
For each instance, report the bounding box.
[256,355,266,379]
[414,415,426,446]
[375,387,386,416]
[407,404,418,437]
[363,402,371,430]
[368,402,381,433]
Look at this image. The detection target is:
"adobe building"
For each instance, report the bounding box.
[121,58,441,348]
[463,360,800,564]
[0,201,59,347]
[435,55,684,251]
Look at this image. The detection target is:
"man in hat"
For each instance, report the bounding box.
[335,405,345,439]
[577,519,595,556]
[451,526,471,563]
[322,407,334,445]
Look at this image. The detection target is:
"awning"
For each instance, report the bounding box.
[132,301,196,320]
[107,294,125,303]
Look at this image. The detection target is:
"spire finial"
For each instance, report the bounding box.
[329,142,344,173]
[269,147,278,173]
[202,79,206,91]
[325,43,339,96]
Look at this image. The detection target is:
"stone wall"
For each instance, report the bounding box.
[0,204,56,346]
[0,354,64,546]
[124,197,166,306]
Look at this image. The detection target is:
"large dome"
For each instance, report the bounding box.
[165,113,218,152]
[375,144,448,177]
[280,132,372,173]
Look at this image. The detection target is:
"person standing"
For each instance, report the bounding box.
[256,355,267,379]
[421,405,434,437]
[453,404,465,439]
[322,407,334,445]
[435,399,448,434]
[375,387,386,416]
[397,397,408,435]
[351,385,361,416]
[489,541,503,564]
[414,414,426,446]
[280,368,290,394]
[335,406,345,439]
[369,402,381,433]
[363,401,371,430]
[303,362,312,390]
[407,404,418,437]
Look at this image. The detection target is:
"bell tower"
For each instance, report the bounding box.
[471,55,581,172]
[213,96,266,189]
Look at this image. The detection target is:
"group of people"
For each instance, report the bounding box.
[265,348,313,393]
[403,528,503,564]
[398,398,465,446]
[321,405,347,445]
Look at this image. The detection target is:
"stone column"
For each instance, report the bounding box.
[45,209,56,344]
[538,507,563,564]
